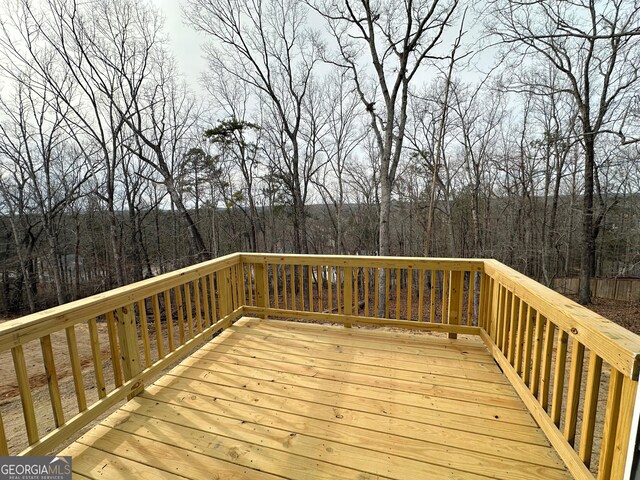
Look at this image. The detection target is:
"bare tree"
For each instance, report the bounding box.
[313,71,364,254]
[0,78,93,305]
[309,0,458,314]
[186,0,322,254]
[488,0,640,303]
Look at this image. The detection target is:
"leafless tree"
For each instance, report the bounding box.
[309,0,458,314]
[487,0,640,303]
[186,0,323,254]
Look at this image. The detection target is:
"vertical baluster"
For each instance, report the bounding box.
[308,265,314,312]
[13,345,39,444]
[564,339,585,446]
[539,319,555,410]
[373,268,379,317]
[407,268,413,321]
[495,286,505,347]
[610,376,639,479]
[500,290,511,353]
[175,286,185,346]
[137,299,152,368]
[598,369,624,479]
[364,267,369,317]
[514,300,526,371]
[0,411,8,455]
[328,266,333,313]
[385,268,390,318]
[281,264,288,309]
[488,279,498,341]
[163,290,175,352]
[200,277,210,331]
[290,265,296,311]
[239,263,247,306]
[530,312,544,395]
[448,271,463,340]
[395,268,401,320]
[183,282,193,339]
[298,264,305,311]
[507,296,520,364]
[152,295,164,359]
[430,270,436,323]
[193,280,202,335]
[344,267,353,328]
[337,267,342,314]
[441,271,449,324]
[247,264,254,306]
[222,267,232,317]
[106,310,124,386]
[550,329,569,425]
[522,306,535,385]
[254,262,267,316]
[230,265,238,310]
[273,264,280,309]
[261,262,270,312]
[317,264,323,312]
[65,325,87,412]
[88,317,106,399]
[579,353,602,467]
[353,267,358,316]
[40,335,64,427]
[116,305,143,400]
[209,273,218,323]
[467,272,476,325]
[417,269,424,321]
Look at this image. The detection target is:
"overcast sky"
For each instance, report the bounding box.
[150,0,208,91]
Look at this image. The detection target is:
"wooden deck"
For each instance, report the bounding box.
[60,317,572,479]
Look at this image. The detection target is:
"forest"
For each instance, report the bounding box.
[0,0,639,315]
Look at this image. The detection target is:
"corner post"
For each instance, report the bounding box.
[115,304,143,399]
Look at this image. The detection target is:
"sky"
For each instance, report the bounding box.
[150,0,208,91]
[149,0,496,97]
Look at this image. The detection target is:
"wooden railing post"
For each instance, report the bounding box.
[115,305,143,399]
[344,267,353,328]
[610,376,640,479]
[254,262,268,318]
[448,271,463,339]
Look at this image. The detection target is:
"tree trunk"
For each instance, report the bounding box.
[378,171,392,316]
[579,135,595,305]
[165,177,210,263]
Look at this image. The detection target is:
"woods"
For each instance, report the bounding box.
[1,0,639,315]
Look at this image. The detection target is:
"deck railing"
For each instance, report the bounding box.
[0,253,639,480]
[0,253,244,457]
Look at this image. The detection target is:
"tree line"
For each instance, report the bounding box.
[0,0,639,315]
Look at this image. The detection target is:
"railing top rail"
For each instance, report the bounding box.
[484,259,640,379]
[240,253,485,271]
[0,253,240,351]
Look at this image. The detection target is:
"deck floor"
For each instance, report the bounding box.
[61,317,572,479]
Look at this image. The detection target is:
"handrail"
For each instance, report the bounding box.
[240,252,486,271]
[0,253,639,480]
[0,252,244,456]
[481,260,640,480]
[0,253,241,351]
[484,259,640,379]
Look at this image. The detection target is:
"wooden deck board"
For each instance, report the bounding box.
[61,317,572,480]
